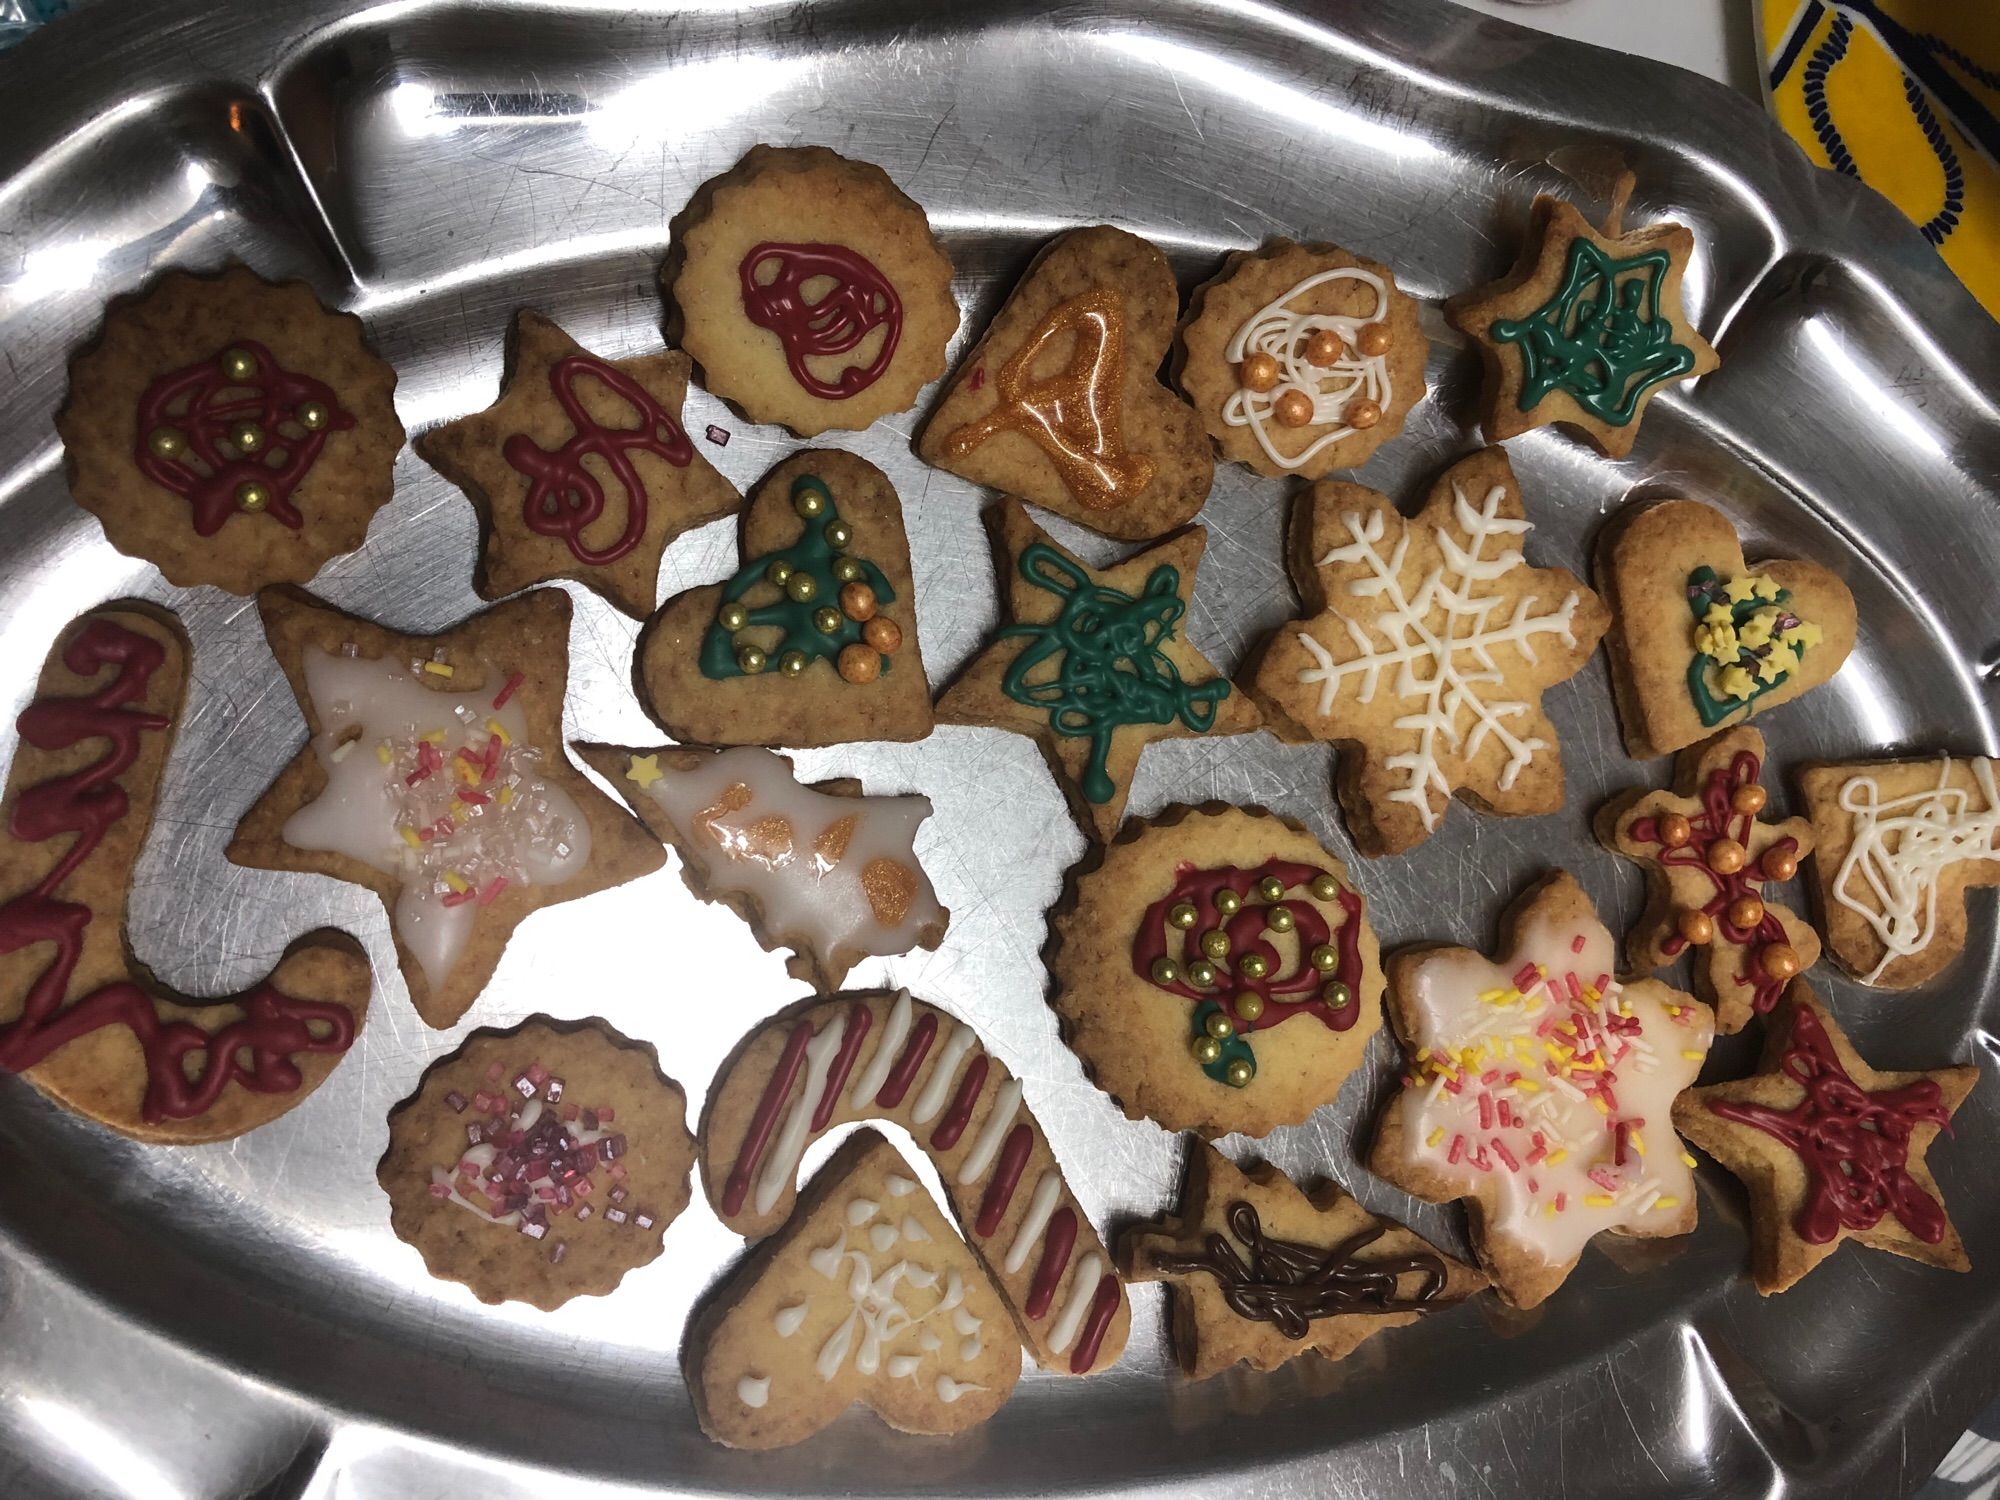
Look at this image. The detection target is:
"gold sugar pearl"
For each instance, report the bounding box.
[1305,329,1344,367]
[1266,907,1295,934]
[1761,849,1799,882]
[837,643,880,684]
[1167,902,1199,931]
[823,519,852,548]
[220,347,257,382]
[1760,943,1802,981]
[1658,812,1693,848]
[1214,889,1243,916]
[234,480,270,513]
[1238,953,1270,981]
[1204,1011,1235,1040]
[1310,944,1340,973]
[1321,979,1351,1008]
[1309,873,1340,902]
[1235,993,1265,1023]
[1355,322,1392,357]
[718,602,749,632]
[1151,956,1181,986]
[840,582,878,622]
[735,644,767,674]
[1256,875,1286,903]
[1192,1035,1223,1066]
[1677,908,1714,946]
[1223,1058,1254,1088]
[1708,838,1748,875]
[784,572,818,604]
[778,650,809,678]
[1273,389,1314,428]
[146,427,186,460]
[1199,930,1230,961]
[794,487,827,519]
[1728,895,1766,930]
[296,400,329,432]
[832,556,864,584]
[812,606,843,635]
[765,559,793,587]
[862,616,901,654]
[1732,784,1769,816]
[1185,959,1217,988]
[1346,398,1382,430]
[1239,352,1281,393]
[230,422,265,454]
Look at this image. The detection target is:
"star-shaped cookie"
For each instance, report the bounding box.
[415,310,741,618]
[227,586,665,1028]
[1596,726,1820,1034]
[1673,984,1976,1294]
[1120,1139,1483,1380]
[938,500,1261,841]
[1446,180,1718,458]
[1246,447,1609,856]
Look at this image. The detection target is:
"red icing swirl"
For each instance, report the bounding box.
[0,618,354,1122]
[501,352,694,567]
[739,242,902,400]
[134,339,355,535]
[1709,1004,1952,1244]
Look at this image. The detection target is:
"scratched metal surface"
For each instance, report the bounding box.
[0,2,1996,1497]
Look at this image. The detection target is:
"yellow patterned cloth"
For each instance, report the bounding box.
[1762,0,1999,316]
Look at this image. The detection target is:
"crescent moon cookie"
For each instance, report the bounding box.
[1596,498,1854,761]
[581,743,949,993]
[0,604,369,1143]
[1674,983,1976,1295]
[637,450,933,749]
[1177,239,1428,480]
[1047,805,1382,1138]
[226,587,665,1029]
[58,265,404,594]
[379,1017,695,1310]
[688,1128,1023,1449]
[937,499,1260,843]
[1596,727,1819,1035]
[1369,872,1716,1309]
[918,225,1215,541]
[414,310,741,618]
[1799,755,2000,989]
[1119,1139,1485,1380]
[668,145,960,436]
[1444,181,1718,459]
[701,989,1130,1375]
[1245,447,1609,857]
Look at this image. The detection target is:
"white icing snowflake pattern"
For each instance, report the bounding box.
[1295,480,1585,832]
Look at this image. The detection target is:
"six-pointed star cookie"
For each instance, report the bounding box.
[1446,181,1718,459]
[1596,726,1820,1035]
[227,586,665,1028]
[1673,984,1976,1295]
[1247,446,1609,856]
[1120,1139,1483,1380]
[938,499,1261,842]
[415,310,741,618]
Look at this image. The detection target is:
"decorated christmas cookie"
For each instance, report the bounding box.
[668,145,960,436]
[1800,755,2000,989]
[938,500,1259,842]
[1674,984,1975,1294]
[918,225,1214,541]
[1177,240,1428,479]
[1247,447,1609,856]
[379,1017,695,1309]
[227,587,664,1028]
[1369,872,1716,1309]
[1445,179,1718,458]
[1597,727,1819,1035]
[1597,498,1855,760]
[57,265,404,594]
[702,989,1130,1374]
[582,744,948,991]
[1120,1139,1483,1379]
[1047,805,1381,1138]
[688,1128,1021,1448]
[0,604,369,1142]
[638,450,932,748]
[414,310,741,618]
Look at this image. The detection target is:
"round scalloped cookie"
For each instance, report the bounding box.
[379,1018,695,1310]
[667,146,960,437]
[57,264,404,594]
[1178,240,1427,480]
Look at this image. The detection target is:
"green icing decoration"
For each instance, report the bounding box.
[699,475,896,681]
[1684,564,1813,727]
[1490,236,1696,426]
[998,542,1229,805]
[1192,1001,1254,1088]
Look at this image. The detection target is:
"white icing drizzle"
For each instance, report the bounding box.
[1294,482,1584,831]
[773,1303,808,1338]
[848,988,914,1107]
[753,1022,846,1215]
[936,1376,985,1403]
[901,1216,929,1243]
[885,1174,916,1197]
[804,1207,985,1393]
[846,1199,878,1226]
[886,1354,921,1378]
[1047,1252,1105,1354]
[284,650,592,986]
[910,1022,978,1125]
[1222,265,1393,470]
[634,748,944,967]
[1832,757,2000,982]
[868,1223,898,1254]
[1395,909,1712,1267]
[1002,1172,1064,1274]
[956,1078,1024,1184]
[736,1375,769,1409]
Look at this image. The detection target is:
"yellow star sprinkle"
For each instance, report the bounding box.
[1736,609,1776,649]
[1749,575,1779,600]
[1719,664,1756,700]
[1780,620,1823,651]
[626,753,664,789]
[1723,575,1758,604]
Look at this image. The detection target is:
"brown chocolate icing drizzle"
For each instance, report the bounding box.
[1153,1201,1454,1339]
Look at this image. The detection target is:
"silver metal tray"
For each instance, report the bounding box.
[1,2,1997,1497]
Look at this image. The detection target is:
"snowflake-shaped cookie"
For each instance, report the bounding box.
[1248,448,1609,855]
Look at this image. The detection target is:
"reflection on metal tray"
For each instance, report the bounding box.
[0,2,1996,1497]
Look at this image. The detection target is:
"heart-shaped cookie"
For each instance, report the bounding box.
[918,225,1213,540]
[638,449,932,748]
[686,1128,1023,1449]
[1597,499,1855,760]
